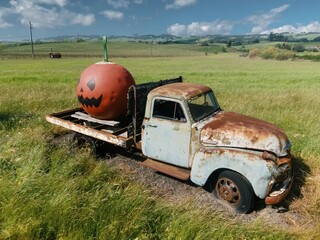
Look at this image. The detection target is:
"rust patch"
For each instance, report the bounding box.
[221,136,231,145]
[251,136,258,144]
[139,158,190,180]
[201,147,239,157]
[277,157,292,167]
[203,112,287,139]
[201,111,288,152]
[149,83,211,100]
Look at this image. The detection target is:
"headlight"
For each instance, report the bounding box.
[280,141,292,156]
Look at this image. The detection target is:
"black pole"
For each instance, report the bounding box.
[29,21,34,59]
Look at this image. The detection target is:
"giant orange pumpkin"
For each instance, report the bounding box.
[76,62,135,120]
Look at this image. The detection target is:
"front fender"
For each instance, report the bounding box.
[190,147,276,199]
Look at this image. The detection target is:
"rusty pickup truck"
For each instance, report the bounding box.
[46,77,293,213]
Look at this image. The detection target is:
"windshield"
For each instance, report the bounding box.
[188,91,220,122]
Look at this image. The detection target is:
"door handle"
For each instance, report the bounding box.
[149,124,157,128]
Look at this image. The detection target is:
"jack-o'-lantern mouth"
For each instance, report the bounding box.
[78,94,103,108]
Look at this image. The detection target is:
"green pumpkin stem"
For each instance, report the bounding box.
[103,36,108,62]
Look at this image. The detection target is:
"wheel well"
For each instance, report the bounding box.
[204,168,253,192]
[204,168,226,191]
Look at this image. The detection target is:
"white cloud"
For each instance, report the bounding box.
[261,21,320,34]
[133,0,143,4]
[0,0,95,28]
[247,4,290,34]
[101,10,124,20]
[35,0,68,7]
[166,0,197,10]
[167,20,234,36]
[167,23,186,36]
[166,4,320,36]
[0,20,12,28]
[107,0,129,9]
[72,13,95,26]
[19,8,95,28]
[0,8,13,28]
[9,0,68,8]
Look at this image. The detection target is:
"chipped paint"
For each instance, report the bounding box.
[191,147,289,200]
[201,111,290,157]
[142,97,192,168]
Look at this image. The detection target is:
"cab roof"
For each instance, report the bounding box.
[148,82,212,100]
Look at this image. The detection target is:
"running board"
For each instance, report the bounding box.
[139,158,190,180]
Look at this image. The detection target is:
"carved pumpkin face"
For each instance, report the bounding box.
[76,62,135,120]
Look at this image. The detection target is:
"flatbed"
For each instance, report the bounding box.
[46,107,134,149]
[46,77,183,150]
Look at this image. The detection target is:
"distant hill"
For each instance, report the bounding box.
[39,32,320,44]
[2,32,320,44]
[2,32,320,59]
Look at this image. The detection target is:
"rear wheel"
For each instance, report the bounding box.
[72,133,115,157]
[212,170,255,213]
[72,133,97,155]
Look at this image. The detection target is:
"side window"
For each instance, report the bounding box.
[152,99,186,122]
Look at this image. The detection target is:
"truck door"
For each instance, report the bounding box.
[142,98,191,168]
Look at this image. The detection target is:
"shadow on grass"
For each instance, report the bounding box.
[286,155,311,203]
[0,111,35,131]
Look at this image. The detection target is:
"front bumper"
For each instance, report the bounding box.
[265,157,293,205]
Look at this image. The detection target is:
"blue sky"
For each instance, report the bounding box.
[1,0,320,41]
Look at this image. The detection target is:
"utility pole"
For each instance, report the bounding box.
[29,21,34,59]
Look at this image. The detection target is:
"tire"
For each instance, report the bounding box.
[72,133,114,157]
[212,170,255,213]
[72,133,97,155]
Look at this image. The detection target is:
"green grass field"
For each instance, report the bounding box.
[1,49,320,239]
[0,40,225,58]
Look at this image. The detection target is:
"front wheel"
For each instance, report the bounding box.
[212,170,255,213]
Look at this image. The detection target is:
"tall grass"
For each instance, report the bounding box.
[0,129,293,239]
[1,54,320,238]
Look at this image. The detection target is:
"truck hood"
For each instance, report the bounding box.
[200,111,290,156]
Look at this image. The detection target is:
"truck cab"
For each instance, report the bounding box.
[142,82,293,213]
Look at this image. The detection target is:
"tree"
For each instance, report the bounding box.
[268,32,274,42]
[292,44,305,52]
[200,41,209,46]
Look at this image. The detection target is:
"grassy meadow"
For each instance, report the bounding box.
[0,40,225,58]
[1,44,320,239]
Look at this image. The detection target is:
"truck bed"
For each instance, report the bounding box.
[46,77,183,149]
[46,107,191,180]
[46,108,134,148]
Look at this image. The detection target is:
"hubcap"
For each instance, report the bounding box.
[216,177,240,204]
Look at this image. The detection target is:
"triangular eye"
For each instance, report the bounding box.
[87,78,95,91]
[80,88,84,93]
